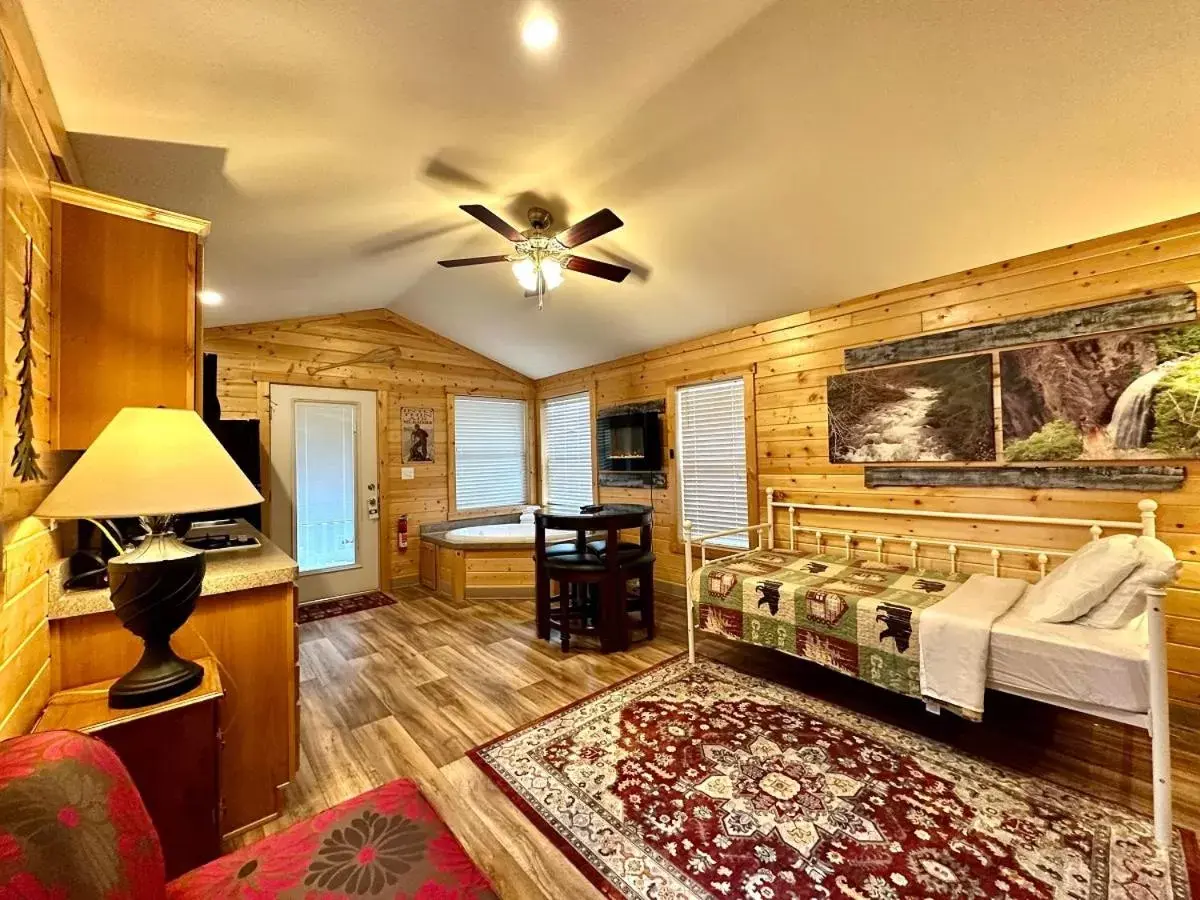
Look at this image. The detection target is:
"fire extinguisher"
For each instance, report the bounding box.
[397,515,408,552]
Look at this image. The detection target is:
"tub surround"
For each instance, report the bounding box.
[419,514,544,600]
[417,509,652,600]
[421,524,574,550]
[420,512,521,535]
[419,512,530,550]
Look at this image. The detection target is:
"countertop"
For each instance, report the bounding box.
[49,522,298,621]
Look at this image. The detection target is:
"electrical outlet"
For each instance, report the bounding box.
[401,467,415,480]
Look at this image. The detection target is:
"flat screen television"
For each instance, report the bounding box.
[598,410,663,473]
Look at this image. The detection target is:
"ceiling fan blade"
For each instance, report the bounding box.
[459,204,524,242]
[437,255,509,268]
[591,245,652,283]
[360,220,472,257]
[565,255,632,283]
[423,157,492,191]
[555,209,623,249]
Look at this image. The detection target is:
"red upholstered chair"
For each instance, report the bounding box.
[0,730,498,899]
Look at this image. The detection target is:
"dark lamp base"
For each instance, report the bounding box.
[108,643,204,709]
[106,529,207,710]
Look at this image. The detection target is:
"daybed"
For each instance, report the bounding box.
[684,489,1175,848]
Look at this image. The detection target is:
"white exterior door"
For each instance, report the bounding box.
[269,385,380,603]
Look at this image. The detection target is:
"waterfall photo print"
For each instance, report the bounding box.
[827,354,995,463]
[1000,324,1200,461]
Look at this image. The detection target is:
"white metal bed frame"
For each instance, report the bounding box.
[683,488,1174,849]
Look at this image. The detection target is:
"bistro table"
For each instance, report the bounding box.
[534,504,655,653]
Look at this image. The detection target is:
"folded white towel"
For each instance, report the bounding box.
[919,574,1028,715]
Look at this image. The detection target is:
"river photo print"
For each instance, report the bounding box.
[827,354,995,463]
[1000,324,1200,461]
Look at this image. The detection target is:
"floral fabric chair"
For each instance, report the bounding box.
[0,730,498,899]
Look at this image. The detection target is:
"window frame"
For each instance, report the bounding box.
[447,391,535,519]
[538,385,598,509]
[668,367,758,556]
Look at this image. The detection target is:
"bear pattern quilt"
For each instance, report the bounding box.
[693,548,968,697]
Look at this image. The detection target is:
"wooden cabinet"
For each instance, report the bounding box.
[49,581,297,839]
[35,658,223,879]
[51,183,210,449]
[419,541,438,590]
[437,545,466,601]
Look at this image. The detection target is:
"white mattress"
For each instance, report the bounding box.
[986,593,1149,713]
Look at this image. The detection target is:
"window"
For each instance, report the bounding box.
[294,401,357,573]
[676,377,749,548]
[541,392,595,509]
[453,396,528,511]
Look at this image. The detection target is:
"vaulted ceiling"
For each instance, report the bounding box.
[23,0,1200,377]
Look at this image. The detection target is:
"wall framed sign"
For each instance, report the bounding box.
[401,407,435,463]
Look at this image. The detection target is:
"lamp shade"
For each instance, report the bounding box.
[36,407,264,519]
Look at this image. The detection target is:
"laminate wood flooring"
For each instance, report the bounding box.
[231,586,1200,899]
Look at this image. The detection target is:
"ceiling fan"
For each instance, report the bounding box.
[438,204,631,308]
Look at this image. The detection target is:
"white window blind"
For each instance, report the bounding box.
[541,392,595,509]
[454,396,528,511]
[676,378,749,549]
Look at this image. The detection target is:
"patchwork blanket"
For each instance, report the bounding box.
[691,548,969,698]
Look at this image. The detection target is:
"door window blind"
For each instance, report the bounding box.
[541,392,595,509]
[453,396,528,511]
[294,401,357,573]
[676,378,749,549]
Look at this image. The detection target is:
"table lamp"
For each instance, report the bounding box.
[36,407,264,708]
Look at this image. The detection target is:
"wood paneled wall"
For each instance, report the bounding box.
[0,2,73,738]
[536,212,1200,719]
[205,309,534,589]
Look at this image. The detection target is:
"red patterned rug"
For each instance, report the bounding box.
[469,655,1196,899]
[298,590,396,624]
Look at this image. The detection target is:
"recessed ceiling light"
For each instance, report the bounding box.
[521,14,558,52]
[198,290,223,306]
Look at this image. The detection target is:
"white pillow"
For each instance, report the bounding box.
[1079,537,1178,629]
[1027,534,1141,624]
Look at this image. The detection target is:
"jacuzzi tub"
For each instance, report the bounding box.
[422,521,580,602]
[441,523,576,545]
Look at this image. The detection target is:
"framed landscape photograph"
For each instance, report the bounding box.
[827,354,995,463]
[1000,324,1200,461]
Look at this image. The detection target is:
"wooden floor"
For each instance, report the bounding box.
[233,586,1200,898]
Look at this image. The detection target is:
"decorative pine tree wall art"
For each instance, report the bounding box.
[12,236,44,482]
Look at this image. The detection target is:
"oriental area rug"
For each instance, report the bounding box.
[469,656,1197,900]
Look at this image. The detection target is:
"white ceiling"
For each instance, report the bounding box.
[23,0,1200,378]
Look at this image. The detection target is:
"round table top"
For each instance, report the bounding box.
[535,503,653,530]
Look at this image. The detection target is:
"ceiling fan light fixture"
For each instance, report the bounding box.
[540,258,564,290]
[512,256,564,293]
[512,257,538,292]
[440,204,631,302]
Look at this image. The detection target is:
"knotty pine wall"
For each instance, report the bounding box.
[205,309,534,589]
[0,3,75,738]
[537,212,1200,721]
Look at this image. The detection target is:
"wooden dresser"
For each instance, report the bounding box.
[36,658,223,878]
